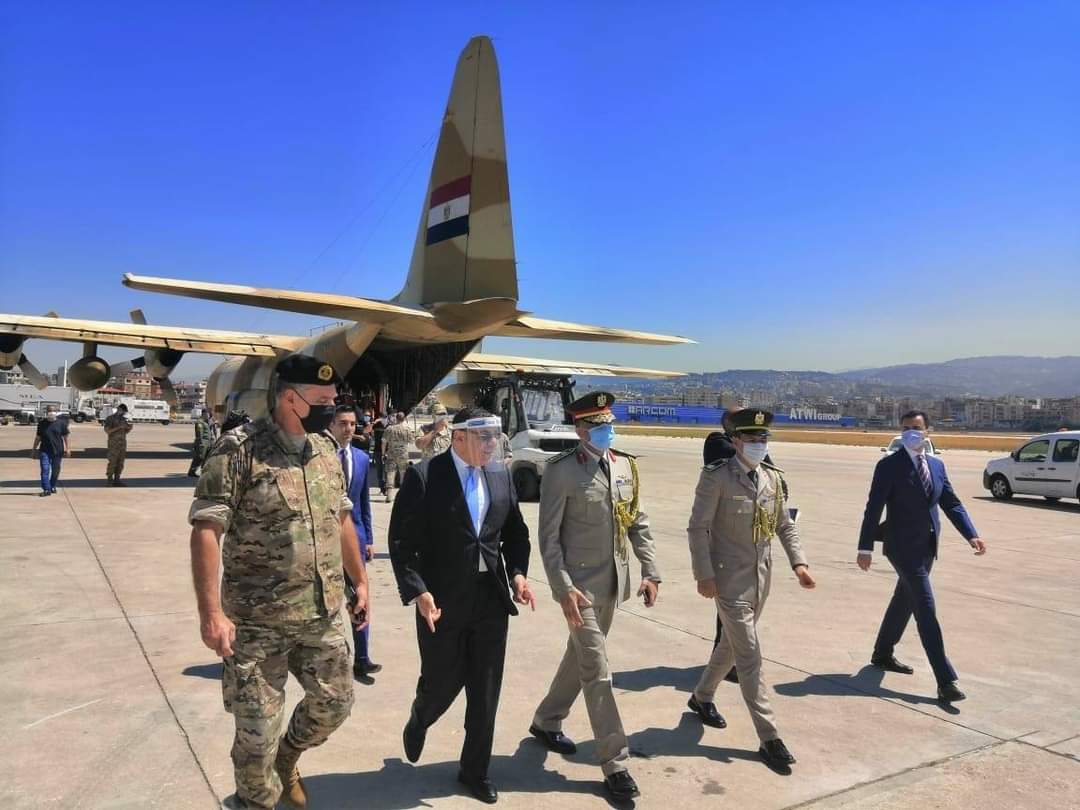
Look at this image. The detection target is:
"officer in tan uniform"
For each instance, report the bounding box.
[381,412,415,502]
[188,354,371,810]
[530,392,660,801]
[415,402,452,460]
[685,409,815,770]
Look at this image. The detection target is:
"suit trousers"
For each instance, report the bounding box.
[533,597,629,776]
[411,575,509,778]
[694,598,779,743]
[874,555,957,685]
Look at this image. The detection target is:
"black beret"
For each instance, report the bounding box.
[276,354,341,386]
[729,408,773,433]
[567,391,616,424]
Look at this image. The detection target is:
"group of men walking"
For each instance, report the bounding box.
[187,353,988,809]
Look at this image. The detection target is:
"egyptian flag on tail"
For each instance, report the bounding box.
[426,176,471,245]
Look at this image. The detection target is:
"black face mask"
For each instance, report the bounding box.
[294,392,335,434]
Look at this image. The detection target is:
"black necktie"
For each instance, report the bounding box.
[748,469,758,487]
[598,456,610,479]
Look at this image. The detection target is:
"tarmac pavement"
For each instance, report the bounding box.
[1,423,1077,809]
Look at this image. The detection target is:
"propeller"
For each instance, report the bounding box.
[108,309,182,406]
[18,354,50,389]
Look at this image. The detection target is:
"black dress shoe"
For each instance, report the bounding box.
[603,770,640,801]
[760,738,796,766]
[457,771,498,804]
[355,659,382,675]
[353,668,375,685]
[687,696,727,728]
[529,724,577,754]
[871,655,914,674]
[724,668,739,683]
[937,682,966,703]
[403,715,426,763]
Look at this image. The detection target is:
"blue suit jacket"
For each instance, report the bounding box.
[342,445,374,548]
[858,449,977,566]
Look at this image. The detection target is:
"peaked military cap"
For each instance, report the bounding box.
[567,391,616,424]
[729,408,772,434]
[276,354,341,386]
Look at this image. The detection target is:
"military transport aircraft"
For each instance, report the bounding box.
[0,36,689,418]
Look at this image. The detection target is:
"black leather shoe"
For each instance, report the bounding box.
[687,696,727,728]
[724,667,739,683]
[457,771,498,804]
[529,724,577,754]
[403,714,425,763]
[871,655,914,674]
[353,667,375,685]
[760,738,796,766]
[937,682,966,703]
[603,770,640,801]
[355,659,382,675]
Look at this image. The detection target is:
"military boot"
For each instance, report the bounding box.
[274,737,308,809]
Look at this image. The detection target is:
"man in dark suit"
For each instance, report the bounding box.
[857,410,987,703]
[389,407,534,804]
[330,405,380,682]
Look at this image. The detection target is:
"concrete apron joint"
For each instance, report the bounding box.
[60,488,221,807]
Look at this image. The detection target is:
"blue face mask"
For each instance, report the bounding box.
[901,429,926,451]
[588,423,616,451]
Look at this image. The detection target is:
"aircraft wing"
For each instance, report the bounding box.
[458,352,685,378]
[122,274,693,345]
[0,313,305,356]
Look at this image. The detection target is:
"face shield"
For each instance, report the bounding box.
[453,416,502,466]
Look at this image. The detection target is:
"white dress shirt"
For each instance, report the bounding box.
[450,447,489,572]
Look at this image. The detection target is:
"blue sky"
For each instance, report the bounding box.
[2,2,1077,380]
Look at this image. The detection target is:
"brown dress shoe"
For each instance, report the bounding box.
[274,738,308,809]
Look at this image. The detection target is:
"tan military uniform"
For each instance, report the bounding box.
[686,458,806,742]
[381,420,415,496]
[102,412,131,481]
[189,417,354,810]
[418,424,451,460]
[533,444,660,777]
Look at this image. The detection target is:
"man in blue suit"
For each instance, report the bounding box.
[331,405,380,682]
[857,410,987,703]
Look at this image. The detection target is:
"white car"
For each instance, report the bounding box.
[983,430,1080,503]
[881,435,940,456]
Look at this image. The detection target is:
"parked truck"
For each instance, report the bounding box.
[100,398,171,425]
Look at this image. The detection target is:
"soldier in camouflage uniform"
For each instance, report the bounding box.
[381,411,414,503]
[102,403,132,486]
[189,355,371,810]
[188,407,216,477]
[414,402,451,461]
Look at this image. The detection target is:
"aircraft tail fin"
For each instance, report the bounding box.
[395,35,517,308]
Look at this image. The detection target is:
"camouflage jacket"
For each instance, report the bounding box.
[188,417,351,623]
[418,426,452,460]
[194,418,212,446]
[382,422,415,459]
[103,413,131,447]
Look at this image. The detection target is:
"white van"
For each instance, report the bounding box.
[984,430,1080,503]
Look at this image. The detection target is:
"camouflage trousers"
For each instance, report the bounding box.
[106,444,126,479]
[383,453,409,492]
[222,612,354,810]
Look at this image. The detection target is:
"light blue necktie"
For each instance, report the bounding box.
[465,466,481,534]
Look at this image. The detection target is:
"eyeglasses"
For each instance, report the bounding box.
[471,431,501,443]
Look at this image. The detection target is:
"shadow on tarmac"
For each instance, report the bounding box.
[0,447,190,459]
[630,712,765,769]
[0,476,196,489]
[972,495,1080,513]
[303,737,624,809]
[613,665,705,693]
[182,663,224,680]
[773,666,961,715]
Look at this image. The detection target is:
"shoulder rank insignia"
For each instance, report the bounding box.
[761,459,785,474]
[611,448,638,459]
[547,447,577,465]
[703,458,730,472]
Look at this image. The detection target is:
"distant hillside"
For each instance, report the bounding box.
[594,356,1080,398]
[837,356,1080,397]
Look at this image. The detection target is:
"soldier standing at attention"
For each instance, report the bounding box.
[685,409,815,770]
[188,407,216,477]
[188,355,370,810]
[103,403,132,486]
[381,412,414,503]
[415,402,452,460]
[530,392,660,802]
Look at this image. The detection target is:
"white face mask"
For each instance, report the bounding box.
[740,442,768,467]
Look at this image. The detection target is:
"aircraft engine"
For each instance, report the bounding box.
[0,335,51,389]
[68,355,112,391]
